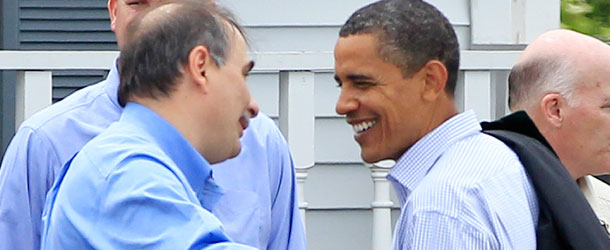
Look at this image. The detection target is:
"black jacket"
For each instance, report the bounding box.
[481,111,610,250]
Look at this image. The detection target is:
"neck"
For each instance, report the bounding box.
[134,96,207,156]
[526,108,582,180]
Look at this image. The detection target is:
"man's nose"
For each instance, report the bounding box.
[335,89,358,115]
[247,97,259,119]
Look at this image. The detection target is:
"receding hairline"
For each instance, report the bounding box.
[509,53,579,110]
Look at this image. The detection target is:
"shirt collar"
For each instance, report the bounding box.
[121,102,223,211]
[388,110,481,193]
[103,60,121,110]
[480,110,556,155]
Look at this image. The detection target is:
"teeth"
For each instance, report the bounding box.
[352,121,376,133]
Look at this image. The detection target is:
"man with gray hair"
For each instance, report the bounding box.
[508,29,610,180]
[335,0,538,248]
[482,29,610,249]
[0,0,305,249]
[41,1,257,248]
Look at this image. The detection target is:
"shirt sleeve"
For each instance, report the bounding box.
[0,127,61,250]
[402,211,498,250]
[265,125,307,250]
[95,158,255,250]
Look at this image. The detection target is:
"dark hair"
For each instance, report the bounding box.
[339,0,460,95]
[118,0,245,107]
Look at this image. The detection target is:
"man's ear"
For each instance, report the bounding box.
[187,45,212,94]
[540,93,564,128]
[108,0,118,32]
[421,60,448,102]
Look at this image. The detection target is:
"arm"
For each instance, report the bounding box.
[96,158,255,250]
[0,128,61,250]
[265,125,306,250]
[402,211,498,250]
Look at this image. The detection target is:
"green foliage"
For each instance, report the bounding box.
[561,0,610,42]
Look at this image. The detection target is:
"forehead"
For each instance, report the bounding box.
[335,34,380,61]
[334,34,388,70]
[334,34,405,78]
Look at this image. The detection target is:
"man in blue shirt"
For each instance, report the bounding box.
[334,1,537,249]
[0,0,305,249]
[41,2,260,248]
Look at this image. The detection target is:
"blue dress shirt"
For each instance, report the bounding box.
[388,111,539,250]
[40,102,254,249]
[0,62,305,250]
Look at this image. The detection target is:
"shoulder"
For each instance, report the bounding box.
[78,123,171,177]
[246,113,280,137]
[410,132,529,212]
[12,79,121,162]
[19,79,119,134]
[242,112,287,149]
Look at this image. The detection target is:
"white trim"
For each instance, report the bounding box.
[0,50,523,71]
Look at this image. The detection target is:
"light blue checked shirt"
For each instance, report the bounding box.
[388,111,538,250]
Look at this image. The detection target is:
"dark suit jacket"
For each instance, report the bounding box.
[482,111,610,250]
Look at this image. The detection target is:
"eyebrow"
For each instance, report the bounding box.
[334,73,375,83]
[243,61,255,74]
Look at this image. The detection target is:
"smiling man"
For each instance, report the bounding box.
[40,1,257,248]
[334,0,538,249]
[0,0,305,249]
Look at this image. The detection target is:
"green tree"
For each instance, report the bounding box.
[562,0,610,42]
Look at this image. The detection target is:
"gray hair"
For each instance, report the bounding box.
[508,56,578,111]
[118,0,245,107]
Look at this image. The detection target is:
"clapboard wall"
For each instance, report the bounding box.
[6,1,559,249]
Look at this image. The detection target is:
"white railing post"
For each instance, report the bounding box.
[278,71,315,230]
[15,71,53,128]
[370,160,395,250]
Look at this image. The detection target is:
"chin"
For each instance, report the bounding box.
[361,151,384,164]
[228,145,242,159]
[361,147,402,163]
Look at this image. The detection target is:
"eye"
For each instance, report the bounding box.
[125,0,146,6]
[353,81,374,89]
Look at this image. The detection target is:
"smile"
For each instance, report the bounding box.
[239,111,252,131]
[352,120,376,133]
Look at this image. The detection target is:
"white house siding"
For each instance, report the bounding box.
[6,0,560,249]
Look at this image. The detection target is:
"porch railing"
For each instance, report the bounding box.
[0,49,521,250]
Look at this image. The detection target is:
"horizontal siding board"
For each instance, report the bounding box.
[306,210,373,250]
[19,1,116,51]
[246,73,279,116]
[315,117,362,163]
[20,0,108,8]
[20,31,116,42]
[53,75,106,88]
[20,9,109,20]
[52,88,80,102]
[219,0,469,26]
[20,43,117,50]
[21,20,111,32]
[51,70,107,101]
[245,26,340,52]
[305,164,373,208]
